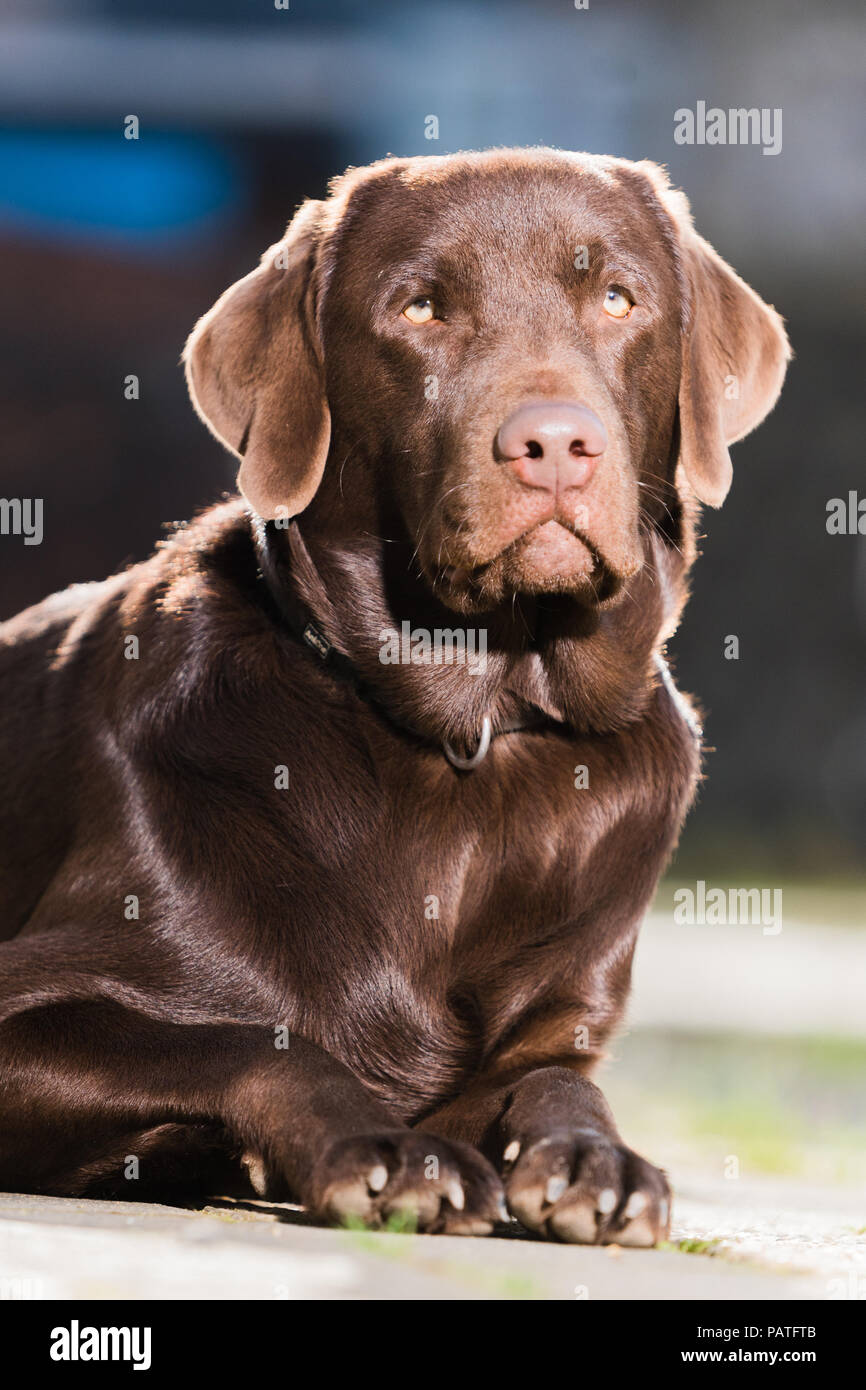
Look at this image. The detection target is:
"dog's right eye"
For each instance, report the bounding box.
[602,287,634,320]
[402,298,436,324]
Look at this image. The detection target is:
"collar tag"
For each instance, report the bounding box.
[302,622,331,661]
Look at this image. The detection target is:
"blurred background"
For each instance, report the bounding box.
[1,0,864,1246]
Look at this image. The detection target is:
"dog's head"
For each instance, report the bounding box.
[185,149,788,615]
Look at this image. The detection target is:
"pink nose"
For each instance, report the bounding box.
[495,400,607,492]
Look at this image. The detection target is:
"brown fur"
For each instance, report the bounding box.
[0,149,787,1242]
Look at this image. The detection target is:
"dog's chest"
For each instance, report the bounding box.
[273,731,617,1110]
[299,728,596,951]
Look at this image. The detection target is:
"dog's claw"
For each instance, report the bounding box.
[447,1179,465,1211]
[368,1163,389,1193]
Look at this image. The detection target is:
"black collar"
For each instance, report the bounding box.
[254,520,555,770]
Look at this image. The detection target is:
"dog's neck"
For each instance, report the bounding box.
[259,514,689,757]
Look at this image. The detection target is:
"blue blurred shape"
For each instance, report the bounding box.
[0,129,240,248]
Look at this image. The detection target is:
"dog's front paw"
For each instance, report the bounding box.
[309,1130,506,1235]
[502,1128,671,1246]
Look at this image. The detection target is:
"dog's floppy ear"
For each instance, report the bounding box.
[676,228,790,508]
[184,199,330,519]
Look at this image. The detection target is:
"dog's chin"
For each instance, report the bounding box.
[506,520,598,589]
[428,521,627,614]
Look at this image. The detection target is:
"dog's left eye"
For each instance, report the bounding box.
[402,297,436,324]
[602,288,634,320]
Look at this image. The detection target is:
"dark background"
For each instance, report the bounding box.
[1,0,864,877]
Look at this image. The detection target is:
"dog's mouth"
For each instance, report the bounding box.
[430,518,624,611]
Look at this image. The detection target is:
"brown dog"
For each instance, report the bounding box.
[0,149,788,1244]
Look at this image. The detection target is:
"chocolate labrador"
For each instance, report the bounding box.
[0,149,788,1244]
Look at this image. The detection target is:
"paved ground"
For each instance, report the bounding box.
[0,1169,862,1301]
